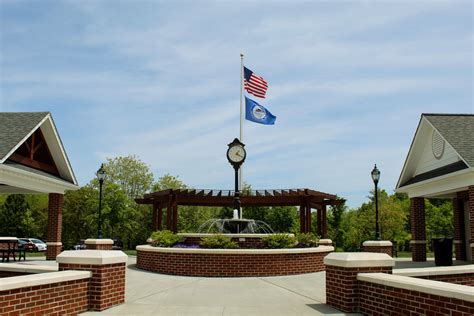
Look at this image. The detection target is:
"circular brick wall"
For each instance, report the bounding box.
[136,245,334,277]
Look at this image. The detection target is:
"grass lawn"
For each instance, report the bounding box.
[124,250,137,256]
[26,251,46,257]
[397,251,434,258]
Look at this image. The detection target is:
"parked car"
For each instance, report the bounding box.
[73,239,86,250]
[20,238,47,252]
[112,238,123,250]
[18,239,36,252]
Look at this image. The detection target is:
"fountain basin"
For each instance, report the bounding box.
[136,244,334,277]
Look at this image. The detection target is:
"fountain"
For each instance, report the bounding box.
[197,209,274,234]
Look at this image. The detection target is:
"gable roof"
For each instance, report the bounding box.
[0,112,77,186]
[396,113,473,191]
[0,112,49,160]
[423,114,474,167]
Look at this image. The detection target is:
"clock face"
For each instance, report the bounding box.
[227,145,246,163]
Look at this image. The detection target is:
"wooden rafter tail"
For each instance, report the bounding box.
[264,190,273,197]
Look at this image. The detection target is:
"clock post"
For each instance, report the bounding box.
[226,138,246,219]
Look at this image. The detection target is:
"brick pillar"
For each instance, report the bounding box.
[85,239,113,250]
[324,253,394,313]
[46,193,63,260]
[453,197,466,261]
[410,197,426,262]
[362,241,393,257]
[57,250,127,311]
[469,186,474,262]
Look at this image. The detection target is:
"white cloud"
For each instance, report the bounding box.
[1,0,472,207]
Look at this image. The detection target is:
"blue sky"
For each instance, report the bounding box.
[1,0,472,208]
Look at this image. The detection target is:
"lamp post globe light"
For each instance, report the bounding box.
[371,164,381,241]
[97,163,107,239]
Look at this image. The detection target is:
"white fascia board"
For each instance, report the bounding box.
[395,168,474,198]
[396,115,425,190]
[0,163,78,194]
[0,115,49,164]
[41,115,78,185]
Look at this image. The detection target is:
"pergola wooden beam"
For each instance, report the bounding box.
[136,188,343,233]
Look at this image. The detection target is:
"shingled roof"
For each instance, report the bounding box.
[0,112,77,187]
[0,112,50,161]
[424,114,474,167]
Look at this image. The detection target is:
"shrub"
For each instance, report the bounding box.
[149,230,183,247]
[262,234,297,249]
[296,233,319,247]
[200,234,239,249]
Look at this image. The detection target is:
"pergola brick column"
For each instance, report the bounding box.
[46,193,64,260]
[453,197,466,261]
[410,197,426,262]
[469,185,474,261]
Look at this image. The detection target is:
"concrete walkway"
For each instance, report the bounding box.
[82,257,354,316]
[21,256,471,315]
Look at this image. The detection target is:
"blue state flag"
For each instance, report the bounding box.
[245,96,276,125]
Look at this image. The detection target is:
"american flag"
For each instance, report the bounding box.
[243,66,268,99]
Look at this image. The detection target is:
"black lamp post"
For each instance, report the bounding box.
[371,164,381,241]
[97,163,106,239]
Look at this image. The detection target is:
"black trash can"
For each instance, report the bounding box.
[432,238,453,266]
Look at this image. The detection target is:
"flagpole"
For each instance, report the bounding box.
[239,53,244,217]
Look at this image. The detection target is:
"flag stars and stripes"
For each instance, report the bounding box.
[243,66,268,99]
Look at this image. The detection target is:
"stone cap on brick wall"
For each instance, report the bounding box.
[56,250,127,265]
[85,238,114,245]
[324,252,395,268]
[357,272,474,302]
[0,237,18,240]
[0,263,57,274]
[46,242,62,246]
[0,270,91,291]
[318,239,333,245]
[137,244,334,254]
[393,265,474,277]
[363,240,393,247]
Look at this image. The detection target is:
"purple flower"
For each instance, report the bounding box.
[172,243,200,249]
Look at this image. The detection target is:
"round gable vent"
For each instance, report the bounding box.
[432,130,445,159]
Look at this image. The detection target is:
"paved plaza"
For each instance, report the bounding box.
[21,256,353,315]
[17,255,470,316]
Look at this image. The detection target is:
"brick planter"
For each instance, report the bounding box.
[362,240,393,256]
[137,245,334,277]
[85,238,114,250]
[57,250,127,311]
[324,252,394,313]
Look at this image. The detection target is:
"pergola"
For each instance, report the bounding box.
[136,188,343,237]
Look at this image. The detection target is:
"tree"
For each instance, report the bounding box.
[104,155,154,199]
[152,174,187,191]
[327,199,347,249]
[265,206,298,233]
[0,194,29,237]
